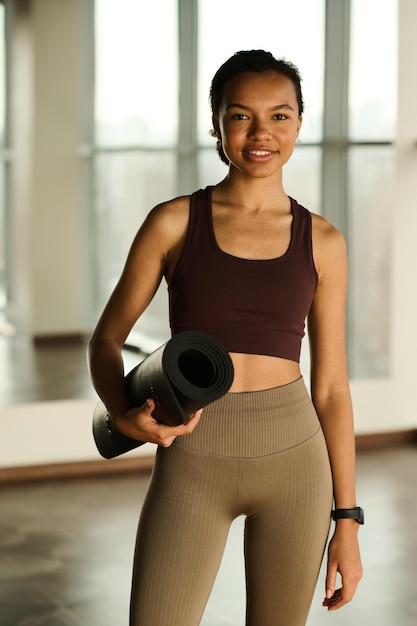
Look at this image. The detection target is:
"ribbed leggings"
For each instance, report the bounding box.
[130,377,333,626]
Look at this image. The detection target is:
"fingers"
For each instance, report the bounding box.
[157,409,203,447]
[323,566,362,611]
[183,408,204,430]
[323,529,363,611]
[139,397,156,413]
[324,561,337,607]
[322,587,342,609]
[322,579,359,611]
[127,401,203,447]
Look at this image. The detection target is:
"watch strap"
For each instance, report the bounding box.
[332,506,364,524]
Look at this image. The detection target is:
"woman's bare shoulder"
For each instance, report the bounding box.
[127,194,193,279]
[310,211,344,240]
[310,212,347,277]
[311,211,346,251]
[128,194,191,255]
[146,194,191,233]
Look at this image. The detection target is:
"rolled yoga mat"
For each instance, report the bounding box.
[92,330,234,459]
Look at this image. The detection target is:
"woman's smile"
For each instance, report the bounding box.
[244,148,277,162]
[215,70,302,179]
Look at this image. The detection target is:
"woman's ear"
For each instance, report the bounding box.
[211,115,221,139]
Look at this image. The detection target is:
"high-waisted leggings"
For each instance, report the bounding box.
[130,377,333,626]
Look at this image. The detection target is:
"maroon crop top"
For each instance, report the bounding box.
[168,186,318,362]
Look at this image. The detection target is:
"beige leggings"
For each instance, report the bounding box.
[130,377,333,626]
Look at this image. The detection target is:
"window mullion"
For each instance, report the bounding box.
[177,0,198,195]
[322,0,351,236]
[322,0,352,372]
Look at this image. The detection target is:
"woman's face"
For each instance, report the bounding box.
[213,70,302,179]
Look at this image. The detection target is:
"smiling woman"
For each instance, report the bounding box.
[91,0,325,353]
[88,49,363,625]
[212,71,302,177]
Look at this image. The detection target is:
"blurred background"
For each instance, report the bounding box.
[0,0,413,471]
[1,0,416,472]
[0,2,416,625]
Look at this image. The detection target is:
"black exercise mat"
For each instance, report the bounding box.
[92,330,234,459]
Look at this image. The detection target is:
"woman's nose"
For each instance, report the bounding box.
[247,118,271,139]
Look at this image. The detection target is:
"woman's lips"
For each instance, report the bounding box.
[244,149,276,161]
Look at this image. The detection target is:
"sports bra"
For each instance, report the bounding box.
[167,186,318,362]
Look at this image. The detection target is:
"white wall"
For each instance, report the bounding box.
[1,399,156,468]
[10,0,84,336]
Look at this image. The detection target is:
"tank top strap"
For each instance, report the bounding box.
[168,186,318,362]
[191,186,213,244]
[170,187,213,284]
[290,198,315,267]
[187,186,214,255]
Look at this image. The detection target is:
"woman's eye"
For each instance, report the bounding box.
[273,114,288,121]
[232,113,248,120]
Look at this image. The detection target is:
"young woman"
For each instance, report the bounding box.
[88,50,363,626]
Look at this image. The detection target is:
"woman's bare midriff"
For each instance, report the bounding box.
[228,353,302,392]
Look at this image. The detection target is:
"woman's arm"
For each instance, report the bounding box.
[87,197,202,447]
[308,215,363,611]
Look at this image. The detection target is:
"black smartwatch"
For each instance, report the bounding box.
[332,506,364,525]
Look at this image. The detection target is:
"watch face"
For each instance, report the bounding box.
[357,507,365,524]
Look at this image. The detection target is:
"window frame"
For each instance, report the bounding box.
[85,0,397,378]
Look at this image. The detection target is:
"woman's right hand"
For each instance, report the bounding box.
[112,398,203,447]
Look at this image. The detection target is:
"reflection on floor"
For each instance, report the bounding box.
[0,333,141,407]
[1,446,417,626]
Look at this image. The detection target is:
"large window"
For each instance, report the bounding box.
[197,0,324,213]
[92,0,178,351]
[348,0,398,377]
[90,0,398,377]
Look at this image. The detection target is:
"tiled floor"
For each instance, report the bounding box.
[1,447,417,626]
[1,332,417,625]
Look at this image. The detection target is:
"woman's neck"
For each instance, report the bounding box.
[214,171,289,212]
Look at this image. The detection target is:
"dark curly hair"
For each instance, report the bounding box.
[209,50,304,165]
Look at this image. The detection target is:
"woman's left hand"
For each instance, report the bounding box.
[322,522,363,611]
